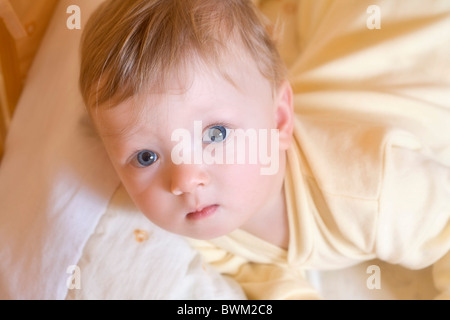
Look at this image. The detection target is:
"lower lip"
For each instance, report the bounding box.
[187,205,218,220]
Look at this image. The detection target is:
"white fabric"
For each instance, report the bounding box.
[0,0,119,299]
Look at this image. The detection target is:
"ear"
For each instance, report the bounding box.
[274,80,294,151]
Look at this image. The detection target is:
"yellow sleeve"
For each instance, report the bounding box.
[190,240,321,300]
[376,138,450,299]
[376,143,450,267]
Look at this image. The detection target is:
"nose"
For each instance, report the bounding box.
[170,163,210,196]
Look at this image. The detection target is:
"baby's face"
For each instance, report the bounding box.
[94,59,293,240]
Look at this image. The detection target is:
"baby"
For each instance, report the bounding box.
[79,0,450,299]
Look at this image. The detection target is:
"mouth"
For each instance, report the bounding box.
[186,205,219,220]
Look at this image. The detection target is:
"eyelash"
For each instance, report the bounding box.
[130,122,234,168]
[206,122,233,132]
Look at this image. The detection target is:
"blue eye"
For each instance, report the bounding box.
[136,150,158,167]
[203,126,229,143]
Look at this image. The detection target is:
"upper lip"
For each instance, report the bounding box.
[187,204,216,214]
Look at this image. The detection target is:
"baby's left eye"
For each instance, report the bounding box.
[202,126,230,143]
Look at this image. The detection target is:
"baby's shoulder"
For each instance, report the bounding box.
[293,114,396,200]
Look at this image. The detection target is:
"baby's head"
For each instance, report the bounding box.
[79,0,294,240]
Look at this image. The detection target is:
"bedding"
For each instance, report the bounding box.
[0,0,449,300]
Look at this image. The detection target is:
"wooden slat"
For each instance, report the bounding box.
[0,63,8,160]
[11,0,58,80]
[0,98,6,161]
[0,0,27,39]
[0,18,22,119]
[0,0,58,160]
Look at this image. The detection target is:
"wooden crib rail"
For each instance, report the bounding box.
[0,0,57,160]
[0,0,27,39]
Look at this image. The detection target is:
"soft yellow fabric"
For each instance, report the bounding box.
[190,0,450,300]
[191,234,321,300]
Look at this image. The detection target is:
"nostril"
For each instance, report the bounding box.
[171,187,184,196]
[170,164,209,195]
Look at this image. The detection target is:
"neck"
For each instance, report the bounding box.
[241,187,290,250]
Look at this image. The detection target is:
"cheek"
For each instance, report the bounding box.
[216,163,275,200]
[129,184,174,228]
[115,169,168,217]
[133,186,160,210]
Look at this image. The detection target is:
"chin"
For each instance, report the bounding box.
[187,233,223,241]
[185,228,232,241]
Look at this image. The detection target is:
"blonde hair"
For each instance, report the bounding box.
[79,0,286,112]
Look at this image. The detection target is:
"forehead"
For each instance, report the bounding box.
[93,55,274,138]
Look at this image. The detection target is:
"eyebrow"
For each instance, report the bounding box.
[97,110,153,141]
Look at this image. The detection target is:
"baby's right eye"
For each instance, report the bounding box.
[134,150,159,167]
